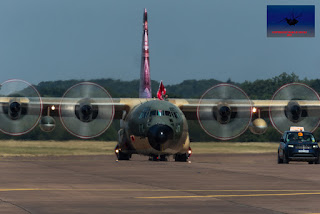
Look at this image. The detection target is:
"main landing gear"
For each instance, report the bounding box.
[174,147,192,162]
[115,146,131,161]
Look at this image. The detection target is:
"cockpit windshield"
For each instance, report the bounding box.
[139,108,180,119]
[150,110,174,117]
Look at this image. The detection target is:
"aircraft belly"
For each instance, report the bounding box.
[130,137,150,152]
[129,137,184,155]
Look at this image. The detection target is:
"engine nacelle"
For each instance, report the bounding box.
[249,118,267,135]
[284,101,305,123]
[9,100,22,120]
[213,103,232,124]
[39,116,56,132]
[74,98,98,123]
[0,79,42,136]
[2,99,26,120]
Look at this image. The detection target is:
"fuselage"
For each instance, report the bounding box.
[118,100,190,156]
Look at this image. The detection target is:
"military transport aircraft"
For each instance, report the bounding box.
[0,9,319,162]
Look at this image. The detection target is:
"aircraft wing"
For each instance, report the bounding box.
[41,97,146,120]
[2,97,320,122]
[1,95,320,138]
[170,99,320,119]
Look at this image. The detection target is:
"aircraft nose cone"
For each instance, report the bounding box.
[147,124,173,150]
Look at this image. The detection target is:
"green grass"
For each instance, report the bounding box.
[191,142,279,154]
[0,141,279,157]
[0,140,117,157]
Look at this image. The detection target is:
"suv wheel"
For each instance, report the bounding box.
[315,156,320,164]
[277,151,283,164]
[283,154,289,164]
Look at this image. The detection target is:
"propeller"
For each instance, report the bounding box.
[197,83,252,140]
[269,83,320,134]
[0,79,42,135]
[59,82,114,139]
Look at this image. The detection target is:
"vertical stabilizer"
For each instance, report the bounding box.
[139,8,152,98]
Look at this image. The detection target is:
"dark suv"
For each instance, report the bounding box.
[278,131,320,164]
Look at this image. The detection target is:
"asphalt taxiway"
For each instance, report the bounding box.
[0,153,320,214]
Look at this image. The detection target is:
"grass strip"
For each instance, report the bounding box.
[0,141,278,157]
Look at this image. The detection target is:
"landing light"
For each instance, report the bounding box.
[252,107,257,113]
[51,105,55,111]
[115,149,119,154]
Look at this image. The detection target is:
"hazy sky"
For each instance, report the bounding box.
[0,0,319,85]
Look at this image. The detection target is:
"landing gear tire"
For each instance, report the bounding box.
[308,161,314,164]
[149,155,159,161]
[117,151,131,160]
[160,155,168,161]
[175,153,188,162]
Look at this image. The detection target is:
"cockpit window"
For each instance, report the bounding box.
[172,112,179,118]
[170,107,180,119]
[150,110,164,116]
[143,108,181,119]
[139,107,150,119]
[165,111,171,116]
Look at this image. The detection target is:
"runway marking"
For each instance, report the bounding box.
[136,192,320,199]
[2,189,320,200]
[1,189,320,192]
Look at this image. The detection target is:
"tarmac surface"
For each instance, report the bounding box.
[1,153,320,214]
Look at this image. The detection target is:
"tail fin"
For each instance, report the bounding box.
[139,8,152,98]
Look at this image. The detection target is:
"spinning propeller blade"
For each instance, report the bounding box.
[0,79,42,135]
[197,83,252,140]
[269,83,320,134]
[59,82,114,139]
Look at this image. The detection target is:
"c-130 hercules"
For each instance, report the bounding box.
[0,9,319,162]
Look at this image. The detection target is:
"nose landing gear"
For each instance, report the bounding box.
[148,155,168,161]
